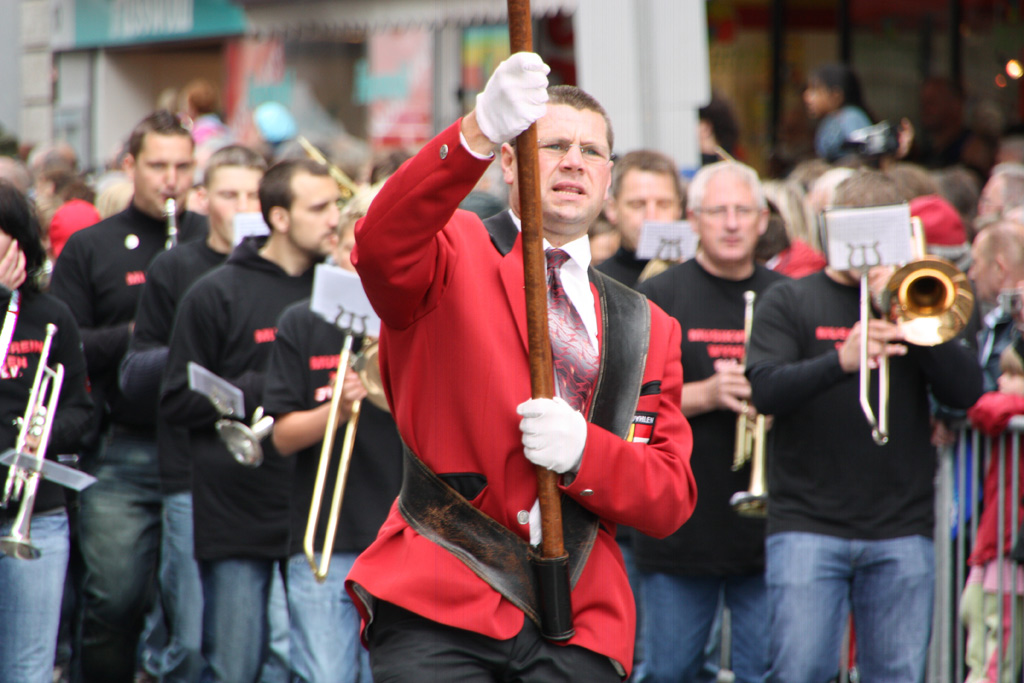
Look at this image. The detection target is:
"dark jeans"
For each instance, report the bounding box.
[368,601,622,682]
[75,429,162,682]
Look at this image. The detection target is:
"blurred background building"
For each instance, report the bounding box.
[8,0,1024,178]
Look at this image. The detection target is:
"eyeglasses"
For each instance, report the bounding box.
[537,139,615,166]
[694,205,760,220]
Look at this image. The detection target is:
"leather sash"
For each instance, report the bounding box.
[398,266,651,628]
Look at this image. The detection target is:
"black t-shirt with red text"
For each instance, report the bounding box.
[50,203,206,438]
[746,270,982,540]
[0,291,92,518]
[263,300,403,557]
[635,259,784,575]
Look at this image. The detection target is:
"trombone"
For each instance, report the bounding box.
[858,225,973,445]
[1,325,64,558]
[730,290,768,517]
[297,136,361,203]
[304,313,387,582]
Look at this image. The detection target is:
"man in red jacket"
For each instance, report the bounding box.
[347,53,697,681]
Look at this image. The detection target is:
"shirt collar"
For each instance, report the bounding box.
[506,209,593,273]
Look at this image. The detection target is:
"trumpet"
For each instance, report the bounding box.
[730,290,768,517]
[304,320,387,582]
[858,256,973,445]
[164,197,178,250]
[732,291,761,471]
[0,324,63,559]
[215,406,274,467]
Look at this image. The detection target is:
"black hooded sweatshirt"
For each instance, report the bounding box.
[160,237,315,560]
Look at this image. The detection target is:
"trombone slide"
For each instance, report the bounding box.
[304,333,362,582]
[859,274,889,446]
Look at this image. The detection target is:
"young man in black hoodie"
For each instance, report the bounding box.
[120,145,267,682]
[49,110,206,682]
[161,158,339,683]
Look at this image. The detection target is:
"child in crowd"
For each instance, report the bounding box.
[963,344,1024,683]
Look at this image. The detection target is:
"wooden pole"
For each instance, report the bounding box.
[507,0,573,640]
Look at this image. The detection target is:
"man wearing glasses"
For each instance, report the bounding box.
[346,53,697,681]
[635,160,782,682]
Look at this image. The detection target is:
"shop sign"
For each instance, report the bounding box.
[358,29,433,148]
[65,0,246,49]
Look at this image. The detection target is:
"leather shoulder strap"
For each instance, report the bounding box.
[588,269,651,438]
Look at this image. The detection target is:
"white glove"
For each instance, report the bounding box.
[475,52,550,145]
[517,396,587,474]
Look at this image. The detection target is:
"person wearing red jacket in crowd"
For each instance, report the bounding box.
[964,343,1024,683]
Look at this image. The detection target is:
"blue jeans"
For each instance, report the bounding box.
[287,552,369,683]
[638,571,769,683]
[0,510,69,683]
[766,531,934,683]
[200,558,276,683]
[261,567,291,683]
[154,491,205,682]
[76,430,162,682]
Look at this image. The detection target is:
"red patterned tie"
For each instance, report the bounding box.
[546,249,598,411]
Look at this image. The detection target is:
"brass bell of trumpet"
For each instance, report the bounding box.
[730,413,767,518]
[216,406,274,468]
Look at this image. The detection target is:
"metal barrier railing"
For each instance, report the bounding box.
[932,417,1024,683]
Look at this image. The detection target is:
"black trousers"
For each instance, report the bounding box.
[368,601,623,682]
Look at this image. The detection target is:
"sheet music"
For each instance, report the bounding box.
[310,263,381,337]
[187,362,245,418]
[821,204,914,270]
[232,212,270,246]
[0,449,97,491]
[636,220,698,262]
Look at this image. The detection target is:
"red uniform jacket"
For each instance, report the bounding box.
[347,120,697,676]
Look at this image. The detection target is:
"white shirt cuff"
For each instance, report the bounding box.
[459,130,495,161]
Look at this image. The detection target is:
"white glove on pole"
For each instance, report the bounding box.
[517,396,587,474]
[475,52,551,145]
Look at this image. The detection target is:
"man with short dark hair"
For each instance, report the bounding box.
[746,169,982,681]
[161,158,339,682]
[50,109,207,682]
[347,53,696,682]
[120,144,267,682]
[597,149,684,289]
